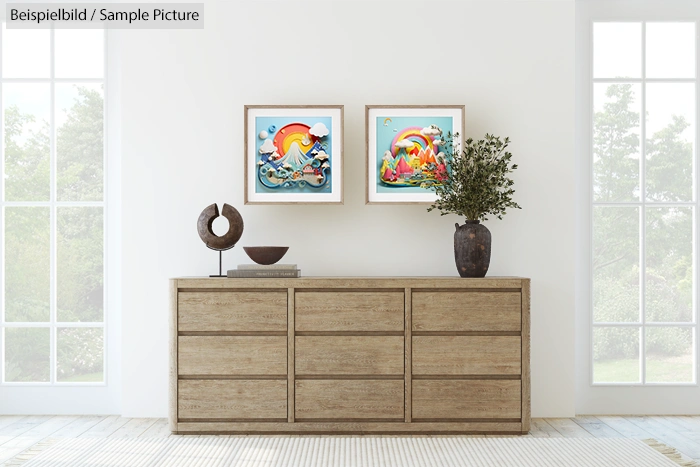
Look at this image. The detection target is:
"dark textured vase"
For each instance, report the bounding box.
[454,221,491,278]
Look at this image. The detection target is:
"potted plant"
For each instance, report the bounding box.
[428,133,521,277]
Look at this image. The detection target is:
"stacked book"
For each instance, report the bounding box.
[227,264,301,278]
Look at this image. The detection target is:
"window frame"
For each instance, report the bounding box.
[588,18,699,387]
[0,26,109,387]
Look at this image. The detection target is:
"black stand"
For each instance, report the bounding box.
[210,251,225,277]
[208,245,234,277]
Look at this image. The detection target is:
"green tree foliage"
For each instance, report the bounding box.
[57,86,104,201]
[593,84,640,202]
[593,84,692,362]
[4,86,104,382]
[4,106,50,201]
[428,134,521,222]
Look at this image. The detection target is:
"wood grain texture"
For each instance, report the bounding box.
[413,336,521,375]
[295,292,404,331]
[178,291,287,332]
[169,280,178,431]
[170,276,531,435]
[178,380,287,419]
[175,277,525,290]
[412,380,521,419]
[295,380,404,419]
[405,288,412,423]
[412,291,521,332]
[521,278,531,433]
[287,288,295,423]
[178,336,286,375]
[175,421,522,434]
[296,336,404,375]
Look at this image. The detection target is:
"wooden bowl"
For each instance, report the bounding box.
[243,246,289,265]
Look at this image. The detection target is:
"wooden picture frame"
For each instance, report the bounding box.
[244,105,344,204]
[365,105,465,204]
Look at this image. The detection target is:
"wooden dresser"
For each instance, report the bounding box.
[170,277,530,434]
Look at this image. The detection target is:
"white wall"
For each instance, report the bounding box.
[120,0,575,417]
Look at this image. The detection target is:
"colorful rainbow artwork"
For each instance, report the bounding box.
[255,118,332,192]
[379,125,447,188]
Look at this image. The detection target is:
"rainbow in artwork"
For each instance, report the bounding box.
[379,124,447,188]
[255,117,332,192]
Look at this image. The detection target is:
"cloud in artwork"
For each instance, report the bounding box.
[309,122,330,138]
[259,139,277,154]
[421,125,443,137]
[395,139,415,149]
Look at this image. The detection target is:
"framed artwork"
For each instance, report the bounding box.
[365,105,465,204]
[244,105,344,204]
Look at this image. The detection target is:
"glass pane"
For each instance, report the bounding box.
[4,327,50,382]
[593,327,640,383]
[645,207,693,323]
[57,327,104,382]
[646,327,694,383]
[3,83,51,201]
[55,30,104,78]
[57,207,104,322]
[4,207,50,322]
[593,83,641,202]
[56,84,104,202]
[646,83,695,202]
[1,24,50,78]
[593,207,640,322]
[646,23,695,79]
[594,23,642,79]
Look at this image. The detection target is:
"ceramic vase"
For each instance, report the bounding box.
[454,220,491,278]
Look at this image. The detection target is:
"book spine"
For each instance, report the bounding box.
[237,264,298,270]
[227,270,301,278]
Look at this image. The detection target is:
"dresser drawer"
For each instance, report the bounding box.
[178,380,287,420]
[295,380,403,420]
[296,336,404,375]
[178,336,287,376]
[296,292,404,332]
[178,291,287,332]
[412,380,521,420]
[413,336,521,375]
[412,291,521,332]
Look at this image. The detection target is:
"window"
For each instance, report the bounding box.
[591,21,697,385]
[1,26,106,385]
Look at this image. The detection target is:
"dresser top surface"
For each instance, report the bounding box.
[172,276,530,289]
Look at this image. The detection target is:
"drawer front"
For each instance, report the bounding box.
[412,380,521,419]
[295,292,404,331]
[412,291,521,332]
[178,380,287,419]
[413,336,521,375]
[178,291,287,332]
[178,336,287,375]
[296,336,404,375]
[295,380,404,419]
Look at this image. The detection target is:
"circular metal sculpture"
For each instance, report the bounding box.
[197,203,244,277]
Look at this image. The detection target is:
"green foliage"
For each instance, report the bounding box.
[593,84,640,202]
[428,133,521,222]
[4,85,104,382]
[4,106,50,201]
[57,328,103,381]
[593,84,693,365]
[57,86,104,201]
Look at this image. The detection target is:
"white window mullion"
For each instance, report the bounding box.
[640,21,647,385]
[695,19,700,386]
[0,21,5,385]
[49,27,56,385]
